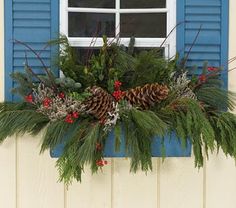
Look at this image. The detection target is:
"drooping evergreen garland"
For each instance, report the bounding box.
[1,36,236,184]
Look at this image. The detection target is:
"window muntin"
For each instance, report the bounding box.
[60,0,176,58]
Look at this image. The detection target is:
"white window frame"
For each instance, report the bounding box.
[60,0,176,58]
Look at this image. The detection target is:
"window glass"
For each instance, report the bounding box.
[120,13,166,37]
[68,0,115,8]
[121,0,166,8]
[68,12,115,37]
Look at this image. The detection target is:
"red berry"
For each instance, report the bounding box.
[199,74,207,83]
[207,66,217,72]
[58,92,65,99]
[112,90,124,101]
[72,112,79,119]
[43,98,52,108]
[114,80,122,90]
[104,160,108,165]
[25,94,33,103]
[65,114,74,123]
[96,159,108,167]
[96,160,104,167]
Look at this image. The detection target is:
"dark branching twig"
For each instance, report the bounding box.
[183,24,202,69]
[160,21,186,48]
[24,52,45,84]
[13,39,57,88]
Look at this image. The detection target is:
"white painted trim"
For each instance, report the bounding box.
[60,0,176,58]
[68,37,167,47]
[67,8,168,13]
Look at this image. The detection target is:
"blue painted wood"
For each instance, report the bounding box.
[220,0,229,89]
[4,0,13,101]
[177,0,229,84]
[4,0,59,101]
[50,131,192,158]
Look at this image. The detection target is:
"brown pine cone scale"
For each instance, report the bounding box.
[123,83,169,109]
[83,86,115,121]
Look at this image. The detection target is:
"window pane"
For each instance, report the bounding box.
[73,47,101,64]
[120,13,166,37]
[68,0,115,8]
[121,0,166,8]
[68,13,115,37]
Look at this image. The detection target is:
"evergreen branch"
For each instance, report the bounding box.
[0,107,49,142]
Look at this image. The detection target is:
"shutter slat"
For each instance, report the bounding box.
[177,0,228,76]
[5,0,59,101]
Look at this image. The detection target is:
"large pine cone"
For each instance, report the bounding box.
[83,86,115,121]
[123,83,169,109]
[83,83,169,121]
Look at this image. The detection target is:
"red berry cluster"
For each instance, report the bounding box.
[198,66,218,83]
[96,159,108,167]
[112,80,124,101]
[43,98,52,108]
[25,94,33,103]
[65,112,79,123]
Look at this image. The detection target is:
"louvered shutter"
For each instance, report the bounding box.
[4,0,59,101]
[177,0,229,85]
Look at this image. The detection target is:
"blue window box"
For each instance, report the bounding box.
[50,131,192,158]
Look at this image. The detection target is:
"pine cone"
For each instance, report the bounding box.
[123,83,169,109]
[83,86,115,121]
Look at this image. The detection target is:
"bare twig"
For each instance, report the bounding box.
[183,24,202,68]
[24,52,45,84]
[160,21,186,48]
[13,39,57,88]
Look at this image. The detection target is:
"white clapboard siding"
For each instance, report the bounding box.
[112,158,158,208]
[160,157,203,208]
[16,134,64,208]
[206,151,236,208]
[0,137,16,208]
[66,159,112,208]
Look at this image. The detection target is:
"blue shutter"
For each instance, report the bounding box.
[177,0,229,86]
[4,0,59,101]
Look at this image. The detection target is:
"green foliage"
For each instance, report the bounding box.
[129,51,176,87]
[55,77,81,92]
[10,65,34,97]
[56,122,107,185]
[209,112,236,158]
[122,109,167,172]
[0,102,49,142]
[40,120,73,153]
[53,36,179,92]
[158,98,215,167]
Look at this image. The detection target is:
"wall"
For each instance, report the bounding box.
[0,1,236,208]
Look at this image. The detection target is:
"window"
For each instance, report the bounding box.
[60,0,176,58]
